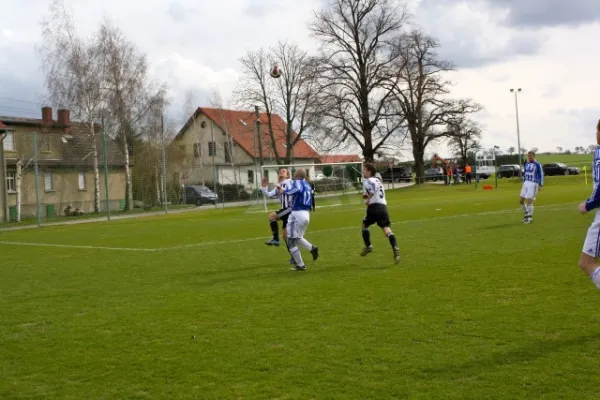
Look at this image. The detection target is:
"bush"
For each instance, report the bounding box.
[204,182,251,202]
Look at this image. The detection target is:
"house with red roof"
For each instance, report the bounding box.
[171,107,321,189]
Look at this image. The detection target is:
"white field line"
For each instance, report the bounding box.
[0,202,575,252]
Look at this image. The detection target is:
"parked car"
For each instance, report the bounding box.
[424,168,444,181]
[497,164,523,179]
[379,167,413,183]
[542,162,580,176]
[181,185,218,206]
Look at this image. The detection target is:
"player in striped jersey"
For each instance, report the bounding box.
[520,151,544,224]
[578,119,600,289]
[261,169,293,247]
[360,163,400,264]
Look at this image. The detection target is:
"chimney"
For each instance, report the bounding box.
[41,107,52,125]
[57,109,70,133]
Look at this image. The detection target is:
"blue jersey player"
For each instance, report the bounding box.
[578,119,600,289]
[277,168,319,271]
[520,151,544,224]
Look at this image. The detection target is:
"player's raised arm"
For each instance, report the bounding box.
[260,176,278,198]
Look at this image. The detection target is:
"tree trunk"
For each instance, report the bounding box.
[15,159,22,222]
[124,139,133,211]
[92,132,100,213]
[412,143,426,184]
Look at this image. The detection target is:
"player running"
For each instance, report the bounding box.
[278,168,319,271]
[520,151,544,224]
[360,163,400,264]
[261,169,292,247]
[578,119,600,289]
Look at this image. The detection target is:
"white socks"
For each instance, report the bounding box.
[298,238,313,251]
[521,204,528,215]
[528,204,533,217]
[290,246,304,267]
[591,267,600,289]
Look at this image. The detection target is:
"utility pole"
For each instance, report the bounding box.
[102,116,111,221]
[510,88,523,166]
[254,106,264,167]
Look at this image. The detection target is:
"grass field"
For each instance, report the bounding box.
[2,177,600,399]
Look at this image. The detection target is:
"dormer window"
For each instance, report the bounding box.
[4,131,14,151]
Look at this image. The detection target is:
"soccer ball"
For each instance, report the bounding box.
[270,65,282,78]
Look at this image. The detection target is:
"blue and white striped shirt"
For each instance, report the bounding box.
[284,179,312,211]
[585,146,600,211]
[523,160,544,186]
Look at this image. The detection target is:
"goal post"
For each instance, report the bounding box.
[249,161,364,213]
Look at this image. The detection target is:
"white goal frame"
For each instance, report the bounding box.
[259,161,364,212]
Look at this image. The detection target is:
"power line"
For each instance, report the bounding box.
[0,96,44,105]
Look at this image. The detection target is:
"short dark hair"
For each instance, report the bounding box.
[528,150,535,156]
[364,162,377,177]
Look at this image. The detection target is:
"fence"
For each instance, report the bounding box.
[0,129,269,230]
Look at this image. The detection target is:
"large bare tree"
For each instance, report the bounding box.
[310,0,410,162]
[392,30,481,180]
[445,116,482,164]
[99,19,167,210]
[234,42,321,165]
[39,0,104,213]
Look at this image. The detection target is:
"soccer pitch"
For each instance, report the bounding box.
[2,177,600,399]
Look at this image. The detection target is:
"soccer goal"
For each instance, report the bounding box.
[248,162,364,213]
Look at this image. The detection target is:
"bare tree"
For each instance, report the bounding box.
[310,0,410,162]
[39,0,104,213]
[588,144,597,153]
[556,146,563,154]
[99,19,167,211]
[508,146,515,155]
[445,117,482,164]
[392,30,481,180]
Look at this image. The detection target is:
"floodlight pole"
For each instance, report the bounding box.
[161,114,167,214]
[494,145,500,188]
[510,88,523,166]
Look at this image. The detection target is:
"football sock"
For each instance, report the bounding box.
[285,239,291,254]
[270,220,279,240]
[290,246,304,267]
[521,204,528,215]
[387,232,397,249]
[591,267,600,289]
[298,238,313,251]
[528,204,534,217]
[362,229,371,247]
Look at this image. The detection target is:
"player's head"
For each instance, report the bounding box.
[278,168,289,180]
[294,168,306,180]
[596,119,600,144]
[527,151,535,162]
[363,163,376,178]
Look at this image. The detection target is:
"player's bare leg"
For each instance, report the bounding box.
[383,226,400,264]
[360,222,373,256]
[578,252,600,289]
[265,212,281,246]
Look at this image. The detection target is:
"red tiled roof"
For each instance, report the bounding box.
[319,154,362,164]
[0,121,6,130]
[185,107,320,160]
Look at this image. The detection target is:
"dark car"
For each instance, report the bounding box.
[181,185,218,206]
[424,168,444,181]
[497,164,522,179]
[542,162,580,176]
[379,167,413,183]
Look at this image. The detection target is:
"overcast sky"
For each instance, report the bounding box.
[1,0,599,158]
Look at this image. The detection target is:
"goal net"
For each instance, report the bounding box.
[246,162,364,213]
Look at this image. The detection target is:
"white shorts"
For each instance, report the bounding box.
[520,181,538,200]
[288,210,310,239]
[583,211,600,257]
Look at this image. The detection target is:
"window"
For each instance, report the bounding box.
[4,131,14,151]
[248,170,254,184]
[193,143,201,158]
[208,141,216,157]
[224,142,232,163]
[40,135,51,152]
[6,171,15,192]
[44,172,54,191]
[78,172,86,190]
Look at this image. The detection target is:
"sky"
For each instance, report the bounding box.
[1,0,599,160]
